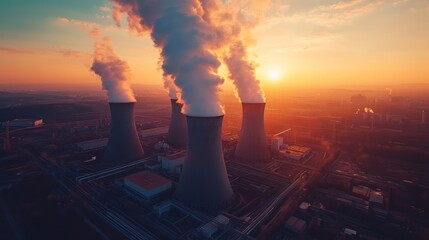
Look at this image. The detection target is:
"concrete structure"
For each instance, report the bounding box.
[159,151,186,173]
[76,138,108,151]
[200,215,230,238]
[153,201,172,216]
[270,136,284,151]
[175,116,234,211]
[166,99,187,148]
[280,145,311,160]
[104,103,144,165]
[123,170,172,200]
[235,103,271,164]
[139,126,168,139]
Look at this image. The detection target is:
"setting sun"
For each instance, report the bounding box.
[267,70,281,81]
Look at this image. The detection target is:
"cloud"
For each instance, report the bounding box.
[55,17,101,37]
[0,47,35,55]
[278,0,382,27]
[57,48,91,59]
[393,0,409,5]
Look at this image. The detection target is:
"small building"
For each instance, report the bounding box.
[352,185,370,198]
[285,216,307,234]
[139,126,169,139]
[270,136,284,151]
[75,138,108,151]
[159,151,186,173]
[123,171,172,200]
[153,201,172,216]
[280,145,311,160]
[199,215,230,238]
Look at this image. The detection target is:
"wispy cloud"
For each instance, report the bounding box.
[393,0,409,5]
[55,17,101,37]
[284,0,382,27]
[57,48,91,59]
[0,47,35,55]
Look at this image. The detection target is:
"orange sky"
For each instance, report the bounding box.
[0,0,428,91]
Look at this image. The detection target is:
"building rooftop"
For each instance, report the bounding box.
[125,171,170,190]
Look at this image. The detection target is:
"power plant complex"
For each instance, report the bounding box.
[103,102,144,165]
[175,116,234,211]
[235,103,271,164]
[166,99,187,148]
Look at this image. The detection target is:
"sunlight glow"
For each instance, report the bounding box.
[267,70,281,81]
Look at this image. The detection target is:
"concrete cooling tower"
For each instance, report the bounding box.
[175,116,234,211]
[235,103,271,164]
[104,102,144,165]
[166,99,187,148]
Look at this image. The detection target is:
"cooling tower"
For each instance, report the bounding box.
[166,99,187,148]
[175,116,234,211]
[235,103,271,164]
[104,102,144,165]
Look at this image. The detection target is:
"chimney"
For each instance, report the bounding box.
[235,103,271,164]
[166,99,187,148]
[175,116,234,211]
[423,110,426,124]
[104,102,144,164]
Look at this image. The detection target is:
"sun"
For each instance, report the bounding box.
[267,70,281,81]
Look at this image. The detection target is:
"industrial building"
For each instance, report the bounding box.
[139,126,168,139]
[199,215,230,238]
[166,99,187,148]
[75,138,108,151]
[235,103,271,164]
[175,116,234,211]
[123,170,172,200]
[159,151,186,173]
[104,102,144,165]
[270,136,284,151]
[280,145,311,160]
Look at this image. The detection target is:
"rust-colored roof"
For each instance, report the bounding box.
[125,171,170,190]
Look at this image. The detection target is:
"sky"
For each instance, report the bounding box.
[0,0,428,90]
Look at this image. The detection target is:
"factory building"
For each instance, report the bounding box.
[175,116,234,211]
[104,102,144,165]
[280,145,311,160]
[123,171,172,201]
[159,151,186,173]
[199,215,230,238]
[139,126,168,139]
[235,103,271,164]
[166,99,187,148]
[75,138,108,151]
[270,136,284,151]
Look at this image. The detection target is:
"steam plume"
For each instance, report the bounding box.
[91,37,136,103]
[112,1,226,116]
[199,0,268,103]
[225,41,265,103]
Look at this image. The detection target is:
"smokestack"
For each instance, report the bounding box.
[235,103,271,164]
[175,116,234,211]
[104,102,144,164]
[166,99,187,148]
[423,110,426,124]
